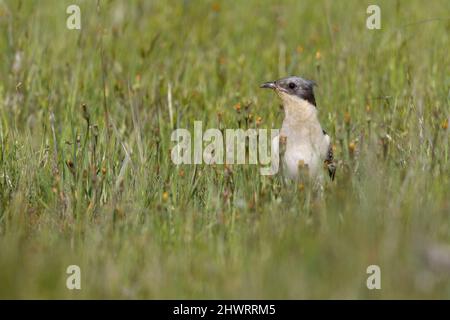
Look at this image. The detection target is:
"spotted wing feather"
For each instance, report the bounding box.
[323,132,336,181]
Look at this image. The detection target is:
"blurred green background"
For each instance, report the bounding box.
[0,0,449,298]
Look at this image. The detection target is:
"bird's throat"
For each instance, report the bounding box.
[280,94,319,128]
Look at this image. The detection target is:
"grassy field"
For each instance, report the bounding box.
[0,0,449,299]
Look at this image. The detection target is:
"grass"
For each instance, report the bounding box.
[0,0,449,299]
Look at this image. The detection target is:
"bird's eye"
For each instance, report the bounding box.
[288,82,296,89]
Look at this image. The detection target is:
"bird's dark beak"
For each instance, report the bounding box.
[260,81,277,90]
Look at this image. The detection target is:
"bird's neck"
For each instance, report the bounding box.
[281,95,320,130]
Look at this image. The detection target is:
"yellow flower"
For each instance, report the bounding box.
[442,118,448,130]
[344,112,351,125]
[348,142,356,154]
[296,45,304,54]
[212,2,220,12]
[315,50,322,60]
[162,192,169,201]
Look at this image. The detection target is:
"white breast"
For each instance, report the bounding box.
[275,92,330,180]
[282,129,329,178]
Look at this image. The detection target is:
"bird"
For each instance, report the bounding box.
[260,76,335,181]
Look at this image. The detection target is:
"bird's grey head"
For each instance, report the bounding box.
[260,76,317,106]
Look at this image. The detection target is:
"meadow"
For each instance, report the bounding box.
[0,0,449,298]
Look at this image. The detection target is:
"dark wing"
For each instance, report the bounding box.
[324,137,336,181]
